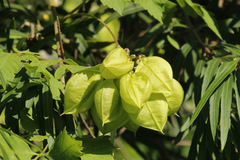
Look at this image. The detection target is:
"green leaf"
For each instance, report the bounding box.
[48,77,64,100]
[220,73,233,151]
[100,0,128,15]
[9,29,28,39]
[80,136,115,160]
[201,58,221,96]
[28,135,49,142]
[54,66,66,80]
[0,53,23,87]
[222,43,240,56]
[200,6,222,39]
[234,70,240,119]
[0,69,6,90]
[0,127,36,160]
[135,0,165,23]
[167,35,180,50]
[209,82,222,142]
[183,59,238,130]
[49,128,83,160]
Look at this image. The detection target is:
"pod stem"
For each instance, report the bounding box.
[61,13,120,47]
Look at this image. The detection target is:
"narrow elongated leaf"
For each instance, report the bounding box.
[220,74,233,150]
[0,69,6,89]
[0,127,36,160]
[200,6,222,39]
[49,128,83,160]
[167,35,180,50]
[209,83,222,141]
[100,0,128,15]
[201,58,221,96]
[183,59,238,130]
[222,43,240,56]
[234,70,240,118]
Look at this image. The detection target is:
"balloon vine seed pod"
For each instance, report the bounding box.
[100,47,134,79]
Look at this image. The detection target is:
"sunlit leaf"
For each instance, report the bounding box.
[49,128,83,160]
[100,0,128,15]
[0,53,23,87]
[220,73,233,151]
[201,58,221,96]
[0,127,36,160]
[135,0,166,23]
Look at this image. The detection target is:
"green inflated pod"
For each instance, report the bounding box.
[100,47,134,79]
[64,73,101,114]
[94,79,121,126]
[91,102,129,134]
[135,56,174,94]
[120,72,152,114]
[165,79,184,116]
[128,93,168,133]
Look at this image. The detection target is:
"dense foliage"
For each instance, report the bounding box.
[0,0,240,159]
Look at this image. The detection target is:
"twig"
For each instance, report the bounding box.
[61,13,120,47]
[33,144,49,160]
[79,113,96,138]
[50,1,65,59]
[218,0,224,8]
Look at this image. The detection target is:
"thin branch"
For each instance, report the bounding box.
[78,113,96,138]
[61,13,120,47]
[50,1,65,59]
[33,144,49,160]
[184,13,211,54]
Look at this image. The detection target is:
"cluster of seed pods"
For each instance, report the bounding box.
[64,47,184,134]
